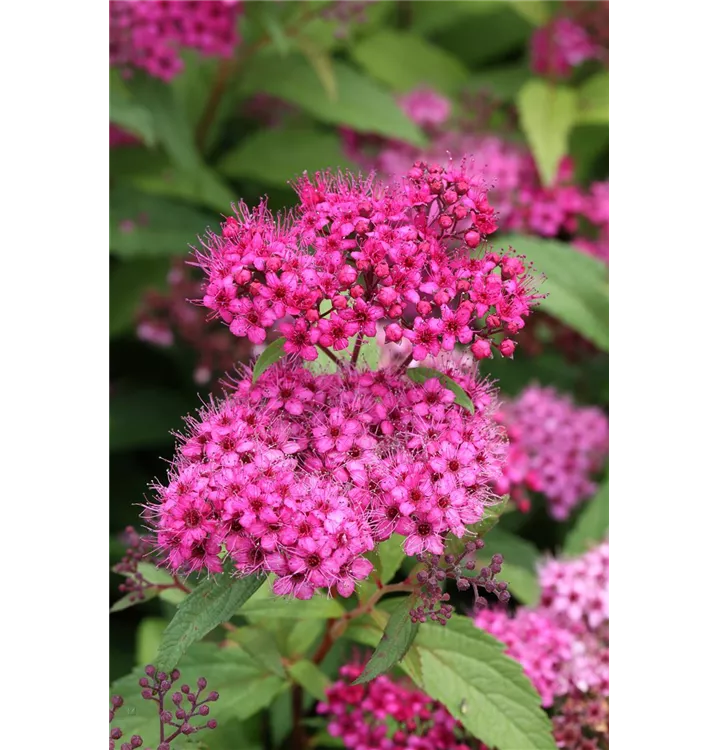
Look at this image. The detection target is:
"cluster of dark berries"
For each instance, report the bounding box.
[410,539,510,625]
[110,665,219,750]
[113,526,155,604]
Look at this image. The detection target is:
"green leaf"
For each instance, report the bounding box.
[218,127,357,188]
[432,7,532,67]
[286,619,326,657]
[110,588,160,613]
[577,72,609,124]
[110,70,156,146]
[353,596,419,684]
[517,79,578,186]
[406,367,475,414]
[110,257,169,337]
[288,659,332,702]
[478,528,540,606]
[111,644,287,744]
[155,573,266,673]
[240,55,426,146]
[351,29,469,94]
[411,1,504,34]
[253,337,289,383]
[415,617,557,749]
[297,35,338,100]
[128,165,235,214]
[136,617,168,666]
[499,234,609,351]
[110,387,192,452]
[510,1,551,25]
[241,592,345,621]
[231,627,287,677]
[472,494,510,537]
[467,63,531,101]
[110,185,214,259]
[374,534,407,585]
[564,480,609,556]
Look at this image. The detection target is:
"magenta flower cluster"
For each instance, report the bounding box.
[494,385,609,520]
[475,541,609,709]
[318,662,476,750]
[342,99,609,263]
[197,164,538,364]
[149,362,508,599]
[110,1,242,82]
[530,17,600,79]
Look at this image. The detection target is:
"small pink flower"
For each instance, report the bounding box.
[279,319,320,360]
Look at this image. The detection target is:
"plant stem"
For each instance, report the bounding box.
[318,345,341,366]
[311,583,415,666]
[397,352,414,373]
[290,683,308,750]
[350,333,364,366]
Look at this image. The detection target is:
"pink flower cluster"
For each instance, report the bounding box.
[318,662,475,750]
[397,88,452,130]
[475,541,609,709]
[344,127,610,264]
[110,1,242,82]
[149,362,508,599]
[135,260,255,385]
[495,385,609,520]
[530,18,600,79]
[540,541,609,632]
[197,165,538,364]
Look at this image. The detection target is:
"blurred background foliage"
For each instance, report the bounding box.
[110,0,608,698]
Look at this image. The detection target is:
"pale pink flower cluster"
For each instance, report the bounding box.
[110,1,242,82]
[198,164,538,365]
[342,94,610,263]
[149,362,508,599]
[397,88,452,130]
[318,662,475,750]
[475,541,609,707]
[531,18,600,79]
[495,385,608,520]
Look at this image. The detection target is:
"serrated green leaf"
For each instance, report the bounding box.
[110,70,156,146]
[353,596,419,684]
[218,127,357,188]
[253,337,289,383]
[564,480,609,556]
[406,367,475,414]
[415,617,557,749]
[577,72,609,124]
[110,588,160,613]
[155,574,266,673]
[517,79,578,186]
[351,29,469,94]
[239,55,426,146]
[500,234,609,350]
[111,644,287,744]
[288,659,332,702]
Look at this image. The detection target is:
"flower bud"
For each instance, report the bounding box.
[498,339,516,358]
[470,339,492,360]
[465,230,481,248]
